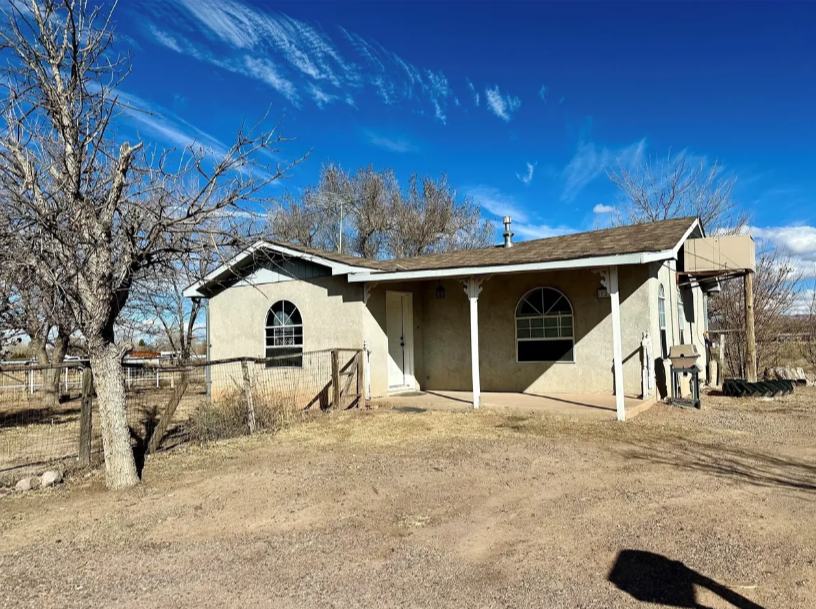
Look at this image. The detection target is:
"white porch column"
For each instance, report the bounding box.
[462,277,484,409]
[609,265,626,421]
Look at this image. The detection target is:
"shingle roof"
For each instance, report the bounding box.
[377,216,699,272]
[271,217,698,273]
[269,240,388,270]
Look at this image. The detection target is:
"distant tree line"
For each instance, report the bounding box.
[269,164,494,259]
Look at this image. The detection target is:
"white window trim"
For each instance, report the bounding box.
[658,283,669,358]
[514,287,576,364]
[265,300,304,368]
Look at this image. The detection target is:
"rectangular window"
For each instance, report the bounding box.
[516,314,574,363]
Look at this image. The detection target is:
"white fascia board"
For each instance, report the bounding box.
[670,218,702,258]
[346,249,676,283]
[182,241,267,298]
[182,241,375,298]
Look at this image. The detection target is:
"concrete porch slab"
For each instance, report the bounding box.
[372,390,654,420]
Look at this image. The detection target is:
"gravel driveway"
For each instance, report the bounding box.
[1,389,815,608]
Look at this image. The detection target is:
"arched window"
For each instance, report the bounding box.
[658,285,668,358]
[677,290,686,345]
[265,300,303,367]
[515,287,574,362]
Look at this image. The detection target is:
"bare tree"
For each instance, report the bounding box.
[269,165,493,259]
[803,286,816,373]
[0,0,302,489]
[389,173,493,257]
[607,149,802,380]
[607,151,744,232]
[124,261,206,363]
[268,190,324,249]
[709,249,800,376]
[0,266,73,406]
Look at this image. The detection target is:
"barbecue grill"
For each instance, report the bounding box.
[668,344,701,408]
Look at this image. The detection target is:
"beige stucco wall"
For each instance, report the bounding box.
[209,275,366,360]
[207,274,367,407]
[373,266,653,397]
[207,259,709,401]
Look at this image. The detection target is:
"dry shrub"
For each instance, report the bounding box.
[187,387,303,442]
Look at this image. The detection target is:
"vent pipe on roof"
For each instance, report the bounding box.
[502,216,514,248]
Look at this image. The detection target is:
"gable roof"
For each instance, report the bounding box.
[376,216,700,273]
[183,217,700,297]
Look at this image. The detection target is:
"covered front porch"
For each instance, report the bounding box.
[372,390,655,420]
[361,263,643,421]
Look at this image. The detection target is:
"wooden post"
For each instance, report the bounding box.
[147,370,190,454]
[28,368,34,394]
[609,266,626,422]
[331,349,341,409]
[356,350,366,409]
[744,271,757,382]
[78,367,93,467]
[718,332,726,385]
[241,360,256,433]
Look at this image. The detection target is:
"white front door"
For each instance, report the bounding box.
[386,291,414,390]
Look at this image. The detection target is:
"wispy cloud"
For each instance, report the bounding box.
[146,0,463,122]
[467,78,480,106]
[115,89,229,156]
[516,162,536,185]
[561,139,646,202]
[465,185,574,241]
[466,185,527,221]
[593,204,616,214]
[538,85,547,103]
[308,83,338,109]
[484,85,521,121]
[363,130,417,153]
[145,24,300,104]
[240,56,300,103]
[513,223,576,240]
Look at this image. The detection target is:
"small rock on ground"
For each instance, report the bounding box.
[15,476,40,492]
[41,470,63,488]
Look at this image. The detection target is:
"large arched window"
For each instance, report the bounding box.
[265,300,303,367]
[658,284,668,358]
[515,287,574,362]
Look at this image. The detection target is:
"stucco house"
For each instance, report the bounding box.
[184,216,755,420]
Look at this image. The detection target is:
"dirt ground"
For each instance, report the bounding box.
[1,388,815,609]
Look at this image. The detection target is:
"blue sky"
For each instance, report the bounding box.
[115,0,815,276]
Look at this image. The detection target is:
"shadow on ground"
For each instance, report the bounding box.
[621,439,816,492]
[609,549,765,608]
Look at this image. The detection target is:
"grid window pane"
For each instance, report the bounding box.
[265,300,303,367]
[515,288,575,362]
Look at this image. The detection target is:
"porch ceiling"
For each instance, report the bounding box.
[371,391,655,420]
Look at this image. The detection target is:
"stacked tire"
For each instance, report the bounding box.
[722,378,795,398]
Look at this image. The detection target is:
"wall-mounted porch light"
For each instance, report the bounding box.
[435,281,446,299]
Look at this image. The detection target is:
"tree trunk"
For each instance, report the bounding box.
[88,341,140,490]
[47,331,69,407]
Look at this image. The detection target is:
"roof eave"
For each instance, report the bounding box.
[346,249,677,283]
[182,240,382,299]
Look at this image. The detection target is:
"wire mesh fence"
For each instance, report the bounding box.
[0,349,363,481]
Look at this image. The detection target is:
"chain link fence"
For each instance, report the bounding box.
[0,349,363,481]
